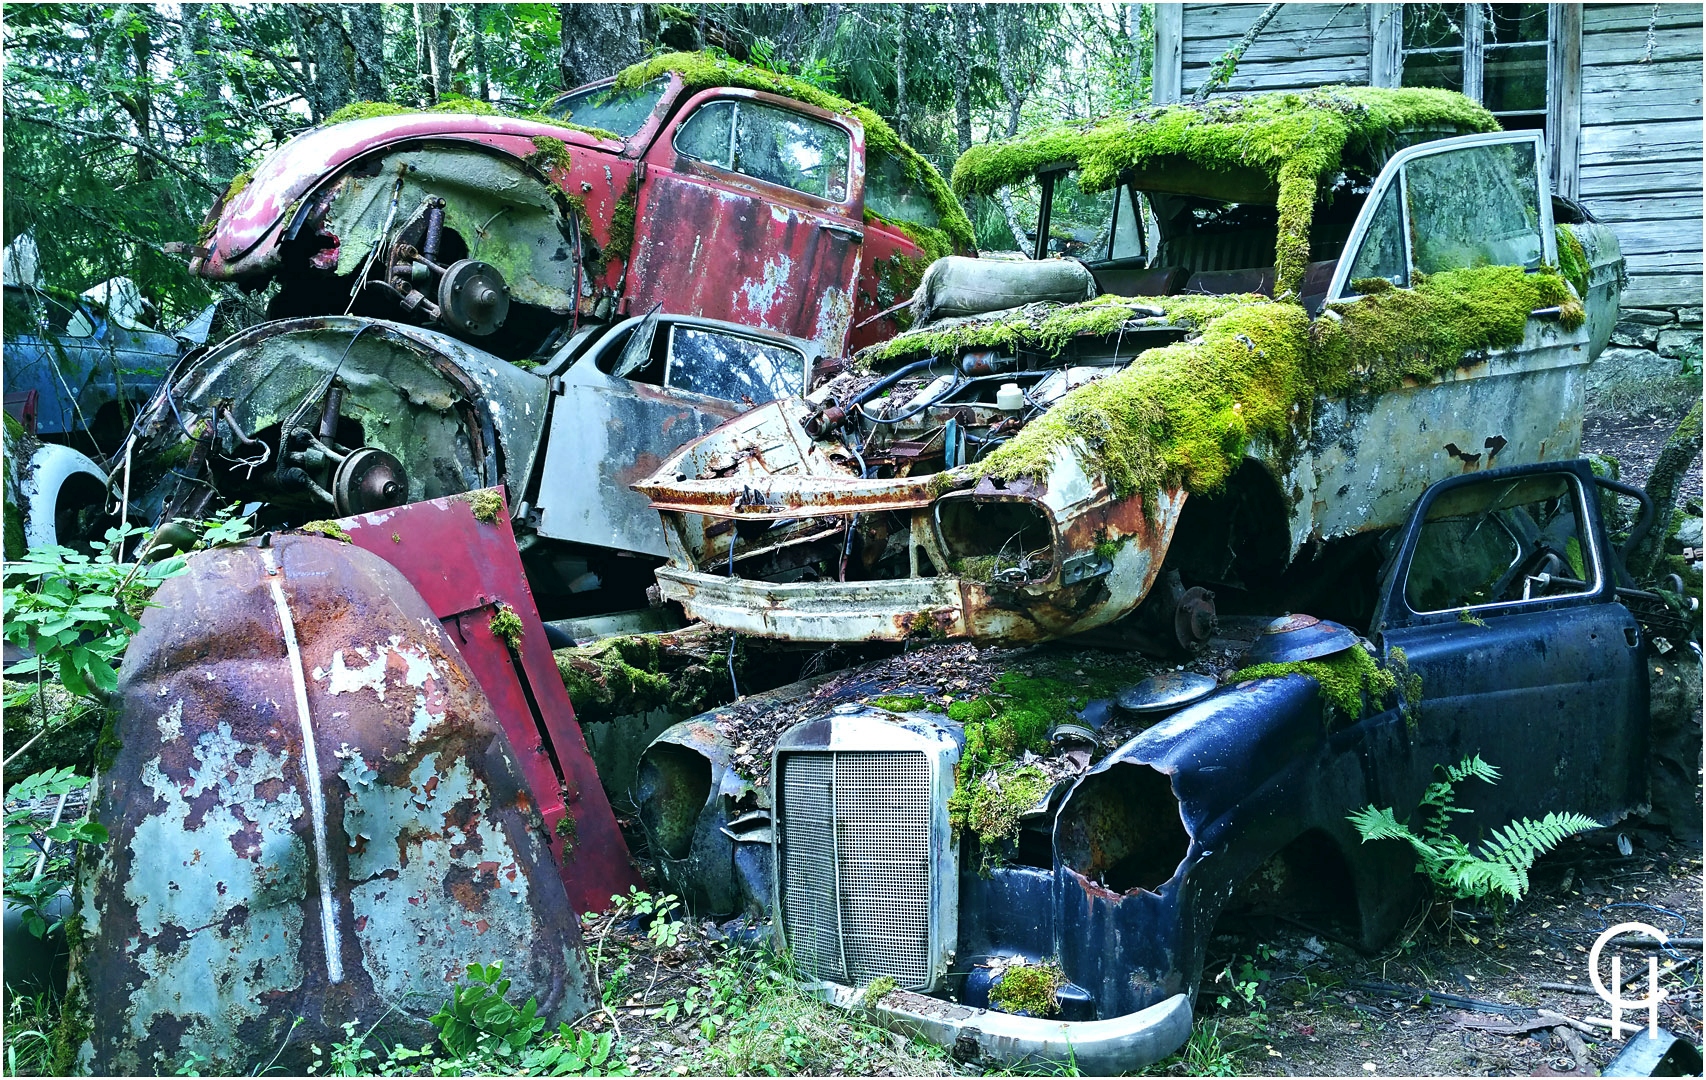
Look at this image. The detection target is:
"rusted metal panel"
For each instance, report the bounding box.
[72,535,594,1075]
[627,88,866,356]
[536,360,744,557]
[637,397,1186,642]
[199,114,624,280]
[340,490,641,911]
[1261,319,1594,557]
[126,317,544,529]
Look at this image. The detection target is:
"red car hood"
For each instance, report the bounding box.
[202,113,621,276]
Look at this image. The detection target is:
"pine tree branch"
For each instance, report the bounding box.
[10,112,222,195]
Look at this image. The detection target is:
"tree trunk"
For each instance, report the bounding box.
[558,4,653,90]
[471,5,490,103]
[181,5,238,182]
[285,5,322,121]
[952,4,973,157]
[1630,400,1704,582]
[432,3,454,98]
[997,189,1031,255]
[413,2,429,105]
[1192,2,1284,103]
[348,3,387,102]
[308,6,353,117]
[893,7,909,143]
[120,15,157,182]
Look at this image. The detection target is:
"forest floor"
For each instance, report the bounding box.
[584,825,1702,1078]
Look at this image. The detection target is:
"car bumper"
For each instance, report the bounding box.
[813,981,1193,1073]
[653,566,969,641]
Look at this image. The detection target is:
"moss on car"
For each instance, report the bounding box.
[951,86,1498,298]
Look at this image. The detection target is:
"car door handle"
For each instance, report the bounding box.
[818,222,863,242]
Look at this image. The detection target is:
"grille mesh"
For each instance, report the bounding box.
[779,751,933,989]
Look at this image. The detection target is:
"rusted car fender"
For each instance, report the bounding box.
[124,316,545,528]
[68,535,595,1074]
[197,113,622,284]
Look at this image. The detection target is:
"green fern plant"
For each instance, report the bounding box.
[1348,755,1599,902]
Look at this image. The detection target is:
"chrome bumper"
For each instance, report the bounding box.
[813,981,1193,1074]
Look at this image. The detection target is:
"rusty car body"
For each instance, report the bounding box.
[117,309,823,618]
[630,457,1661,1072]
[71,520,607,1074]
[190,58,965,363]
[636,111,1625,646]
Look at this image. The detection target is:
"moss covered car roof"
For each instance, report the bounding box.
[952,86,1497,297]
[614,52,976,253]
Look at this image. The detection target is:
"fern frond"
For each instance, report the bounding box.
[1440,856,1527,901]
[1347,805,1413,842]
[1347,757,1591,904]
[1478,813,1600,872]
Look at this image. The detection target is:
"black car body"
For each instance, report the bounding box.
[634,458,1655,1072]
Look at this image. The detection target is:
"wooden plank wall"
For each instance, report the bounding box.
[1179,4,1372,96]
[1578,4,1703,308]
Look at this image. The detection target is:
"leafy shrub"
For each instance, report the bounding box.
[1348,755,1599,901]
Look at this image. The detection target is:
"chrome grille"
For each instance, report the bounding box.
[779,750,933,989]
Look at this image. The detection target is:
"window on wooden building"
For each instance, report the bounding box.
[1401,3,1550,132]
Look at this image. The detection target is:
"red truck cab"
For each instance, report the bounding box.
[191,59,968,362]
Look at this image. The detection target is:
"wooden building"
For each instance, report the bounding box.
[1155,3,1703,395]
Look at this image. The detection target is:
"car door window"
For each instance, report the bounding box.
[666,326,805,405]
[675,99,850,202]
[1346,181,1408,289]
[1046,170,1117,260]
[675,100,737,168]
[545,77,668,138]
[866,148,941,228]
[1405,140,1544,273]
[1404,472,1596,613]
[1108,186,1148,262]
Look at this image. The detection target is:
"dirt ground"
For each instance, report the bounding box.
[1193,831,1703,1077]
[1582,409,1702,507]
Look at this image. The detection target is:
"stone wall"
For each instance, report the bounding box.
[1587,302,1703,414]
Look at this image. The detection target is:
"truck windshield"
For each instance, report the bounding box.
[546,77,668,138]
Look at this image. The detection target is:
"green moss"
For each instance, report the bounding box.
[866,210,955,264]
[1555,223,1591,299]
[863,975,898,1004]
[1233,646,1398,724]
[219,169,254,208]
[859,291,1252,369]
[963,265,1578,506]
[554,811,578,852]
[977,299,1309,500]
[601,174,640,273]
[526,135,575,174]
[954,763,1052,844]
[298,519,352,543]
[461,488,505,524]
[613,52,974,252]
[555,633,732,723]
[326,100,413,124]
[952,86,1497,297]
[50,982,91,1076]
[1313,266,1583,396]
[490,603,524,650]
[990,961,1063,1017]
[871,694,929,713]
